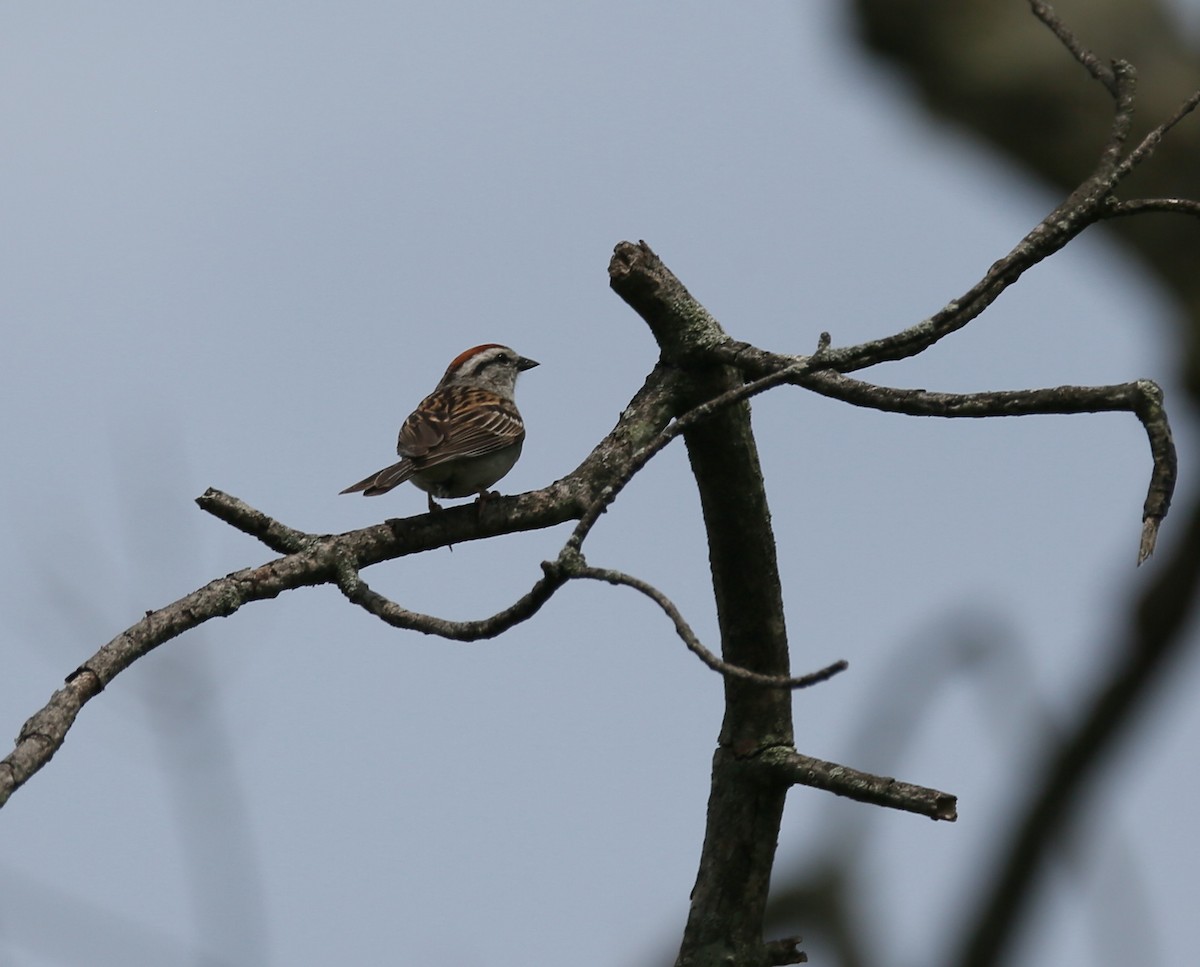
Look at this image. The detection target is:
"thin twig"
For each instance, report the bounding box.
[776,22,1192,379]
[571,563,847,690]
[334,537,847,689]
[1113,89,1200,181]
[1027,0,1117,93]
[1103,197,1200,219]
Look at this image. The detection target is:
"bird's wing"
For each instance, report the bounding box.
[399,386,524,466]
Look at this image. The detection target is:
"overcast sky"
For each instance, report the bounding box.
[1,3,1197,966]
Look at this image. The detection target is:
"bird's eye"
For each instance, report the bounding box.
[496,352,509,362]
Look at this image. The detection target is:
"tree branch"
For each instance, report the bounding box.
[854,0,1200,402]
[0,369,685,808]
[1112,87,1200,180]
[1028,0,1117,93]
[572,564,847,691]
[756,747,958,822]
[822,5,1200,379]
[610,240,810,967]
[1103,197,1200,219]
[796,372,1175,563]
[334,558,568,641]
[849,2,1200,964]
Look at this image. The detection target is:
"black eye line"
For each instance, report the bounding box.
[471,351,509,375]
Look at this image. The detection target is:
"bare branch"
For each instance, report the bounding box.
[1,544,342,807]
[1027,0,1116,93]
[571,563,847,691]
[756,747,958,822]
[1113,88,1200,180]
[0,371,686,807]
[797,372,1175,561]
[1023,6,1142,182]
[1,678,98,809]
[775,26,1198,380]
[325,509,850,693]
[195,489,313,553]
[3,9,1191,891]
[3,8,1197,967]
[1103,197,1200,219]
[1128,381,1176,562]
[709,350,1177,564]
[334,558,569,641]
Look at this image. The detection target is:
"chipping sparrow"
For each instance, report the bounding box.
[340,343,538,511]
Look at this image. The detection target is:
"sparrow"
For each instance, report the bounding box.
[340,343,538,511]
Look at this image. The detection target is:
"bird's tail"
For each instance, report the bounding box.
[339,460,414,496]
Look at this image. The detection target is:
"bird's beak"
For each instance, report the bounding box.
[518,356,540,371]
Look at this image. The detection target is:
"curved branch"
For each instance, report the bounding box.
[797,372,1176,562]
[708,346,1176,563]
[571,564,847,691]
[332,533,849,691]
[334,558,569,641]
[2,546,341,806]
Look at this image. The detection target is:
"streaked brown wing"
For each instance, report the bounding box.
[399,386,523,468]
[396,389,451,457]
[442,399,524,456]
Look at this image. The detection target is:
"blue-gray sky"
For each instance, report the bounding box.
[1,3,1196,965]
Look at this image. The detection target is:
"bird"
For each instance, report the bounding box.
[340,343,538,511]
